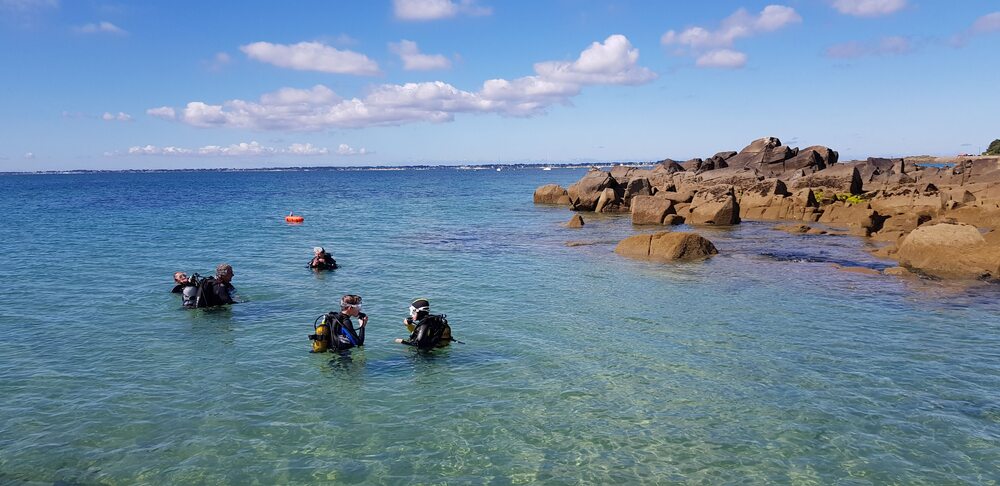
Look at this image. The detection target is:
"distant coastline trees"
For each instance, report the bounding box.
[985,139,1000,156]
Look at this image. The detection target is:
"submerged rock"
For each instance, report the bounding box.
[615,231,718,261]
[566,214,585,228]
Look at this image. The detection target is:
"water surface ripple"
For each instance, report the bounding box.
[1,169,998,484]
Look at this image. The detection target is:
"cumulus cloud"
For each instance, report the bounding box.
[73,20,126,35]
[390,40,451,70]
[23,152,35,159]
[240,41,380,76]
[123,142,340,157]
[393,0,492,21]
[150,34,655,130]
[831,0,906,17]
[695,49,747,68]
[102,111,132,122]
[661,5,800,68]
[825,36,913,58]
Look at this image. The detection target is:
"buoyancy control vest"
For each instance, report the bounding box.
[189,274,235,308]
[406,314,453,350]
[309,312,364,352]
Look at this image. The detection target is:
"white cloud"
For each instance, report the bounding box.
[826,36,913,58]
[950,11,1000,47]
[146,106,176,120]
[393,0,492,21]
[151,34,656,130]
[102,111,132,122]
[336,144,369,155]
[287,143,330,155]
[661,5,799,68]
[23,152,35,159]
[123,142,337,157]
[695,49,747,68]
[831,0,906,17]
[661,5,801,49]
[390,40,452,70]
[240,41,380,76]
[972,12,1000,34]
[74,21,126,35]
[204,52,232,71]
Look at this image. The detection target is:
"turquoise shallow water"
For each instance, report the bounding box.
[0,168,998,484]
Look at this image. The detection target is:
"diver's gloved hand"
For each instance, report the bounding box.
[358,312,369,328]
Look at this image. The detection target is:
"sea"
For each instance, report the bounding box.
[0,167,998,484]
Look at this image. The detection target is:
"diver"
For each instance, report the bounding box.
[186,263,239,308]
[171,271,199,308]
[309,246,338,271]
[308,294,368,352]
[171,272,192,293]
[395,298,457,350]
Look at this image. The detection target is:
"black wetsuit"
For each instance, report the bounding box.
[194,279,237,308]
[310,253,338,270]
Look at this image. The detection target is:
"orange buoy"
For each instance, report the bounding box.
[285,212,304,223]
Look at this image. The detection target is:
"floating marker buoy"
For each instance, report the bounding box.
[285,212,304,223]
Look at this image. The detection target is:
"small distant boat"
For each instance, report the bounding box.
[542,167,552,171]
[496,167,502,172]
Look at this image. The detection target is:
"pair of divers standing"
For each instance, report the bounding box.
[171,264,237,308]
[309,297,457,353]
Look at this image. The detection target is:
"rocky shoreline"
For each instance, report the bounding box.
[535,137,1000,281]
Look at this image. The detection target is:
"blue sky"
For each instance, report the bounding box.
[1,0,998,171]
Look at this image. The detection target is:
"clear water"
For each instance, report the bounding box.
[0,169,998,484]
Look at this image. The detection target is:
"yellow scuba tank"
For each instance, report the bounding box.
[309,314,331,353]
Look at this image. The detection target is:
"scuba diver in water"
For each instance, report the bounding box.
[171,271,199,308]
[308,294,368,352]
[177,264,239,308]
[309,246,337,271]
[395,298,457,350]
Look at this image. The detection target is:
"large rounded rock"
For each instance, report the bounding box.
[534,184,570,204]
[630,195,674,225]
[567,171,616,211]
[684,184,741,225]
[896,223,1000,279]
[623,177,653,203]
[802,145,839,166]
[615,231,718,261]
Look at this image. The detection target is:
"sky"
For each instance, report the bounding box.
[1,0,998,171]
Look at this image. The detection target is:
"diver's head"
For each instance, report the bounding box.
[313,246,324,256]
[216,263,234,283]
[341,294,363,316]
[409,298,430,321]
[174,272,188,284]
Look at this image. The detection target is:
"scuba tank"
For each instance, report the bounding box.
[308,314,332,353]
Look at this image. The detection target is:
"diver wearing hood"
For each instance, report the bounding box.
[396,298,456,349]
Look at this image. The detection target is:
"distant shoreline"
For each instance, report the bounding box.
[0,161,656,176]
